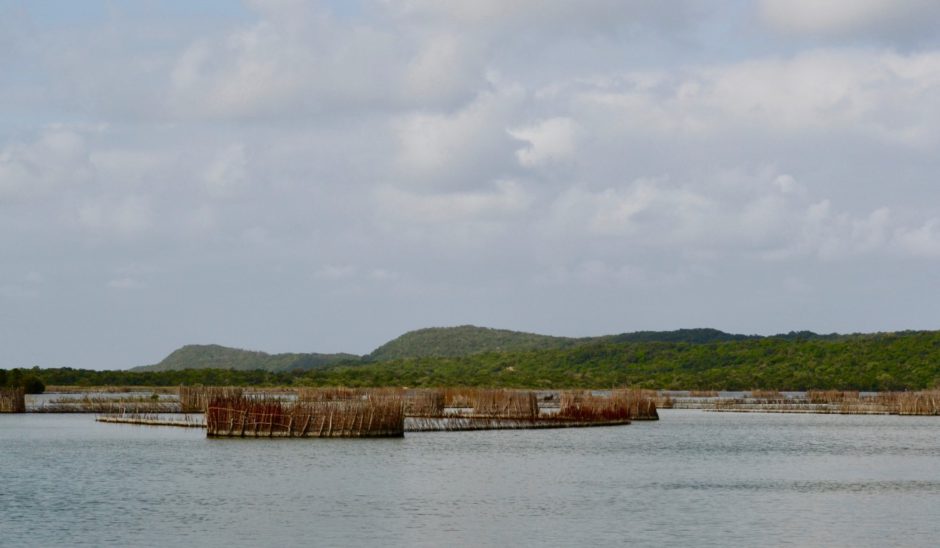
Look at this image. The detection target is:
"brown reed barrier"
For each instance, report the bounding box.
[611,389,660,420]
[206,394,404,438]
[558,391,633,422]
[470,389,540,419]
[0,387,26,413]
[404,389,445,417]
[895,390,940,415]
[441,387,477,409]
[806,390,860,404]
[34,398,179,414]
[179,386,243,413]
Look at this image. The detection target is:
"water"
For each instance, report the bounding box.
[2,410,940,547]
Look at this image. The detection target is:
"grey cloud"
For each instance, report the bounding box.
[760,0,940,45]
[2,2,940,369]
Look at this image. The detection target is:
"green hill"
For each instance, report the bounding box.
[307,330,940,391]
[19,330,940,390]
[132,344,358,372]
[365,325,762,361]
[366,325,577,361]
[131,326,789,373]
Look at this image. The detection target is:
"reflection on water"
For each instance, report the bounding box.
[2,410,940,547]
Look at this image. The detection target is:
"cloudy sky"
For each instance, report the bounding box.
[2,0,940,369]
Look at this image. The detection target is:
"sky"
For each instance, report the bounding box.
[2,0,940,369]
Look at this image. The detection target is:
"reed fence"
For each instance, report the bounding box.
[404,389,445,417]
[558,391,633,422]
[470,389,540,419]
[206,395,404,437]
[0,387,26,413]
[179,386,243,413]
[611,389,660,420]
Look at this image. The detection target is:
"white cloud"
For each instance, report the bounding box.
[393,87,525,188]
[168,8,485,121]
[549,178,711,241]
[570,50,940,146]
[509,117,579,168]
[5,1,940,368]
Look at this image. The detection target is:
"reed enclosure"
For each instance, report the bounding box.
[890,390,940,415]
[96,413,206,427]
[611,389,660,420]
[0,387,26,413]
[558,391,633,422]
[470,389,540,419]
[404,389,445,417]
[691,389,940,415]
[34,396,179,414]
[179,386,243,413]
[206,394,404,438]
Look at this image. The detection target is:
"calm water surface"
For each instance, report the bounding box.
[2,410,940,547]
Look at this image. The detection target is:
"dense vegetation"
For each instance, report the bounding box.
[366,325,772,361]
[305,331,940,390]
[134,326,773,373]
[6,366,299,387]
[0,368,46,393]
[8,330,940,391]
[132,344,359,372]
[366,325,578,361]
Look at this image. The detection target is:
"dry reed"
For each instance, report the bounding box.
[206,394,404,437]
[404,389,446,417]
[611,389,659,420]
[806,390,860,403]
[179,386,243,413]
[0,387,26,413]
[470,389,539,418]
[558,391,632,422]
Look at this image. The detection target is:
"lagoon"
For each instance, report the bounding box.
[3,410,940,547]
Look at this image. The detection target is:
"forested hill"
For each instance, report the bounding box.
[130,326,837,373]
[310,330,940,391]
[365,325,577,361]
[22,329,940,390]
[131,344,359,372]
[365,325,762,361]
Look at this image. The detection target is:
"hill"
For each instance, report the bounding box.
[366,325,760,361]
[132,344,358,372]
[366,325,577,361]
[306,330,940,391]
[131,326,802,373]
[22,330,940,390]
